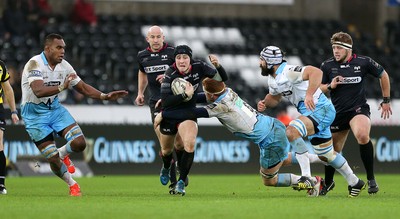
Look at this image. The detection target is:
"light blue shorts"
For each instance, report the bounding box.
[258,119,290,169]
[307,103,336,140]
[299,95,336,140]
[21,102,76,142]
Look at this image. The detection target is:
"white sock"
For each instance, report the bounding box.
[62,172,77,186]
[290,174,301,186]
[335,162,359,186]
[295,152,311,177]
[58,143,72,159]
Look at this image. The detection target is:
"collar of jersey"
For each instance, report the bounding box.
[147,43,168,52]
[40,52,49,65]
[215,88,229,103]
[275,62,287,75]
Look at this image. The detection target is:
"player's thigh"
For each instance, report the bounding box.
[177,120,198,151]
[174,133,184,150]
[295,115,316,136]
[160,133,175,154]
[332,130,350,152]
[259,123,289,172]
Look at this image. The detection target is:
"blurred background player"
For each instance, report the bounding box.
[257,45,365,197]
[20,33,128,196]
[158,45,227,195]
[155,78,324,196]
[134,25,185,189]
[320,31,392,195]
[0,60,20,195]
[71,0,98,27]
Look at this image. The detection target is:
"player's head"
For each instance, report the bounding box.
[174,45,192,73]
[146,26,165,52]
[174,45,192,59]
[202,78,226,102]
[259,45,284,76]
[44,33,66,65]
[330,31,353,63]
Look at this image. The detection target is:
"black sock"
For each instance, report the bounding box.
[161,152,173,169]
[175,149,184,167]
[324,165,336,184]
[178,151,194,182]
[0,151,6,185]
[169,158,177,183]
[360,140,375,180]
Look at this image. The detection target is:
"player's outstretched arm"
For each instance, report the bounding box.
[74,80,128,101]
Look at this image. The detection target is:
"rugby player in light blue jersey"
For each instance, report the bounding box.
[155,78,323,197]
[20,33,128,196]
[257,45,365,197]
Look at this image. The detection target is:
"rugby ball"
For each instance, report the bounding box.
[171,77,192,102]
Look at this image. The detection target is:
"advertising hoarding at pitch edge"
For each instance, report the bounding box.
[4,102,400,176]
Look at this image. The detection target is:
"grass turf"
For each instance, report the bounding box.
[1,174,400,219]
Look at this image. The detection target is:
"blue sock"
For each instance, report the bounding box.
[276,173,291,187]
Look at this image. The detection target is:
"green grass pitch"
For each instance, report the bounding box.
[1,174,400,219]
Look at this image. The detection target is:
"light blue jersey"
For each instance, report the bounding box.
[205,88,290,168]
[20,52,80,142]
[268,62,336,140]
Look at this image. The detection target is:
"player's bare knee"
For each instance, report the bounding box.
[318,155,328,162]
[260,170,278,186]
[71,137,86,152]
[355,134,369,144]
[285,127,299,141]
[183,140,196,152]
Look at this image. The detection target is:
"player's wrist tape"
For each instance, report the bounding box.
[382,97,390,104]
[181,92,188,99]
[58,84,64,92]
[100,93,107,100]
[11,110,18,115]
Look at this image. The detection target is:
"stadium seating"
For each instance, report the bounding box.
[1,15,398,107]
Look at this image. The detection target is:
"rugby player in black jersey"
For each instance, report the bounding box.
[320,31,392,195]
[135,26,184,189]
[158,45,228,195]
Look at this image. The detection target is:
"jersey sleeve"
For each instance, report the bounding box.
[160,68,186,108]
[0,60,10,82]
[320,62,330,84]
[268,76,280,95]
[201,61,218,79]
[365,56,385,78]
[286,65,305,83]
[26,60,43,84]
[64,60,81,87]
[137,52,145,73]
